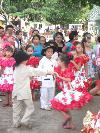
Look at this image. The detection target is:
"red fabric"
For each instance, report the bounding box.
[0,57,16,67]
[54,67,75,91]
[96,80,100,90]
[0,84,13,92]
[27,56,40,67]
[51,92,92,112]
[68,55,89,72]
[27,56,40,90]
[30,78,41,90]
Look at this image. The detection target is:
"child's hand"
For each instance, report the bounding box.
[47,70,54,75]
[54,72,60,77]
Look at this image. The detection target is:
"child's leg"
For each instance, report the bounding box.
[21,98,34,126]
[31,90,35,101]
[62,110,75,129]
[40,87,48,109]
[2,92,9,107]
[89,87,98,95]
[90,80,100,95]
[8,92,12,106]
[13,97,23,127]
[61,110,71,121]
[48,87,55,107]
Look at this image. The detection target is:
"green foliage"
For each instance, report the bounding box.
[42,0,89,25]
[2,0,100,25]
[7,6,17,13]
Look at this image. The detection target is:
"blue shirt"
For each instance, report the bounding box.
[32,43,43,57]
[65,41,73,52]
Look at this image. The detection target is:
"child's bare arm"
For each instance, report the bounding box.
[54,72,71,82]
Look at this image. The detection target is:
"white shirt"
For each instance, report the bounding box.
[12,64,47,100]
[38,56,57,88]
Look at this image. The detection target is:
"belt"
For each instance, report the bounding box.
[44,78,50,80]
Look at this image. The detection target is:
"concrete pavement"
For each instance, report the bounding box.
[0,96,100,133]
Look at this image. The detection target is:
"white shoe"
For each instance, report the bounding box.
[45,107,51,111]
[0,98,2,102]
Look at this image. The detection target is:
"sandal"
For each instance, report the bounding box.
[63,124,76,129]
[2,103,9,107]
[62,117,71,126]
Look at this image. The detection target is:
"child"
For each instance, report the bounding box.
[40,36,46,47]
[26,45,40,100]
[81,37,95,78]
[51,54,92,129]
[38,42,57,111]
[0,46,15,107]
[69,42,89,73]
[12,50,53,128]
[90,37,100,95]
[31,34,43,57]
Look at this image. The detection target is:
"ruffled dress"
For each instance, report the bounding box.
[27,56,40,90]
[68,55,92,90]
[51,67,92,112]
[0,57,16,92]
[82,111,100,133]
[68,54,89,72]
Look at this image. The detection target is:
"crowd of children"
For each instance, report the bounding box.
[0,24,100,130]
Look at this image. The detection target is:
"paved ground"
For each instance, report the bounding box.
[0,96,100,133]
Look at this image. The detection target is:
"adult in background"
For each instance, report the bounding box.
[14,30,23,50]
[53,32,65,55]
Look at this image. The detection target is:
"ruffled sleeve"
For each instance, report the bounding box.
[1,57,16,67]
[81,55,89,65]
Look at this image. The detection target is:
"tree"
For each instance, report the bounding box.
[42,0,90,26]
[1,0,99,25]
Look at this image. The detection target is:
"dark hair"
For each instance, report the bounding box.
[53,32,64,41]
[97,36,100,43]
[69,31,78,41]
[25,45,34,51]
[47,40,58,50]
[83,32,91,38]
[32,34,40,42]
[14,50,30,66]
[81,37,87,54]
[0,26,4,29]
[5,46,14,53]
[40,36,46,40]
[33,29,39,34]
[59,54,73,66]
[5,25,14,30]
[15,30,22,35]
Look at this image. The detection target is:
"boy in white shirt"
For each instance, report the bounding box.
[38,42,57,111]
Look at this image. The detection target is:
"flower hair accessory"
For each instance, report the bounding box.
[71,45,76,51]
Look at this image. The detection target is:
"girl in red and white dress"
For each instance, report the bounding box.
[51,54,92,129]
[26,45,40,101]
[68,42,89,72]
[0,46,16,106]
[68,43,92,91]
